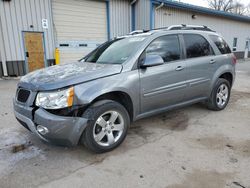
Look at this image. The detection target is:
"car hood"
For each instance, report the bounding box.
[18,62,123,91]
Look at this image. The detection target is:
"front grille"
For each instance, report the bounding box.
[17,88,30,103]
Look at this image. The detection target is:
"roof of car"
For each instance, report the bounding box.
[117,25,219,39]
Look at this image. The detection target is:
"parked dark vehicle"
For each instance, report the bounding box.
[14,25,236,153]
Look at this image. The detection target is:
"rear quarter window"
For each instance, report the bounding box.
[209,35,231,54]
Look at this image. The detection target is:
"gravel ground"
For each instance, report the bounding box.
[0,61,250,188]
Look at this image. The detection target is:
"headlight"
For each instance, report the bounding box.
[36,87,74,109]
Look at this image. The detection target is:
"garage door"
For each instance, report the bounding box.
[52,0,107,64]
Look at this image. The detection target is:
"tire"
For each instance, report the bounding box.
[81,100,130,153]
[207,78,231,111]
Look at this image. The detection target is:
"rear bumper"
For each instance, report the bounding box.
[13,100,88,146]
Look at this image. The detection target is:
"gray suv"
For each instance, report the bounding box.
[14,25,236,153]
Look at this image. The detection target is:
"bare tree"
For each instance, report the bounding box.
[207,0,234,11]
[245,4,250,16]
[207,0,250,16]
[232,2,246,15]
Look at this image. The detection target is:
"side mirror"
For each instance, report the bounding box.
[140,54,164,68]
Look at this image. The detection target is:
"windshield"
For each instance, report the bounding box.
[84,37,145,64]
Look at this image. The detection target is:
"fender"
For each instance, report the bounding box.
[73,70,140,118]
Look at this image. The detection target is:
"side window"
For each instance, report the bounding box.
[183,34,214,58]
[146,35,181,62]
[209,35,231,54]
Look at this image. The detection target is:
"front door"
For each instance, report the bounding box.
[24,32,45,72]
[139,34,187,114]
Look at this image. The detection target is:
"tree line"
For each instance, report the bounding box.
[207,0,250,16]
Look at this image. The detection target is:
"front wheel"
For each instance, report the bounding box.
[81,100,130,153]
[207,78,231,111]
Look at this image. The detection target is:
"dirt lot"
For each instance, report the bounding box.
[0,61,250,188]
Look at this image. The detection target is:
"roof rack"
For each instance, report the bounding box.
[167,24,215,32]
[122,24,215,38]
[143,24,215,32]
[116,30,151,39]
[128,30,149,35]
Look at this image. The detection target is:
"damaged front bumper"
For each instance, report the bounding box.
[13,100,88,146]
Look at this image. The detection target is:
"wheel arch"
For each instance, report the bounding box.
[91,91,134,122]
[210,64,235,94]
[218,72,233,87]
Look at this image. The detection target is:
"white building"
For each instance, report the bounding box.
[0,0,249,77]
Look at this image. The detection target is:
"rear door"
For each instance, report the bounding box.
[182,34,215,100]
[139,34,187,113]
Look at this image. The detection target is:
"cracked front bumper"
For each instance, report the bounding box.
[13,100,88,146]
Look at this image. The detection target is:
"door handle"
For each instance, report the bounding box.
[175,66,184,71]
[26,52,29,58]
[210,59,216,64]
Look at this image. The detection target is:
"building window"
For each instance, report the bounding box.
[233,38,237,51]
[245,40,249,49]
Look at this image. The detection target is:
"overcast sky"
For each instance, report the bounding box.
[180,0,250,8]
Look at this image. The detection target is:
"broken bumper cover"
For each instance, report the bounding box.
[13,100,88,146]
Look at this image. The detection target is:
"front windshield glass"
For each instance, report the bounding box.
[84,37,145,64]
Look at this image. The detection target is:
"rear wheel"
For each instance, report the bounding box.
[207,78,231,111]
[81,100,130,153]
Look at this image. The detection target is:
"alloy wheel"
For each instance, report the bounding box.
[216,83,229,108]
[93,110,124,147]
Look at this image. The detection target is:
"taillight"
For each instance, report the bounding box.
[232,54,237,65]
